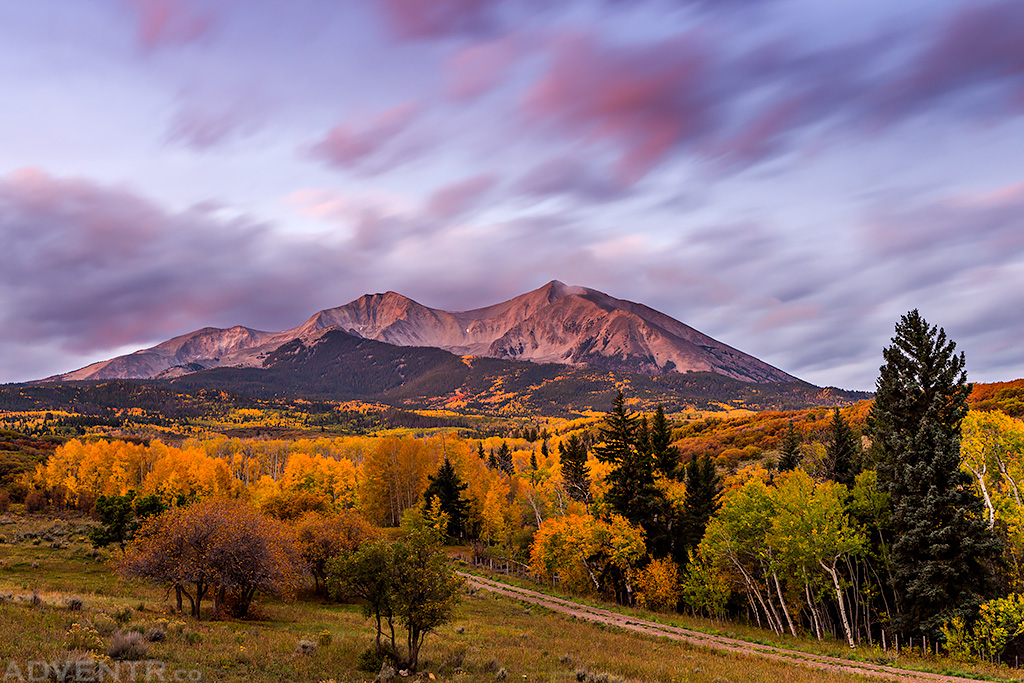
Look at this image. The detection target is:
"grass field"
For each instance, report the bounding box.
[0,514,1019,683]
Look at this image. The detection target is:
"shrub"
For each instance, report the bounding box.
[296,639,318,656]
[317,630,332,648]
[495,668,507,681]
[64,596,84,611]
[358,646,389,672]
[112,606,134,623]
[107,632,149,661]
[65,623,104,653]
[183,631,201,645]
[90,613,118,637]
[144,628,166,642]
[51,651,115,683]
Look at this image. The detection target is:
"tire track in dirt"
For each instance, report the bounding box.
[460,572,988,683]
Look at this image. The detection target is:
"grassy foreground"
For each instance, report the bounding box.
[0,515,1010,682]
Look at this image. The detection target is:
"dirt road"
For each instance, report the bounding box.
[459,571,990,683]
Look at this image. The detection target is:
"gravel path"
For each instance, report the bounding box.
[460,571,991,683]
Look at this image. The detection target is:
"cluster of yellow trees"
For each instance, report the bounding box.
[24,405,1024,653]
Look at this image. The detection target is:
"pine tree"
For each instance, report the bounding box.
[777,422,801,471]
[422,458,470,539]
[558,433,591,503]
[496,441,514,475]
[477,442,486,460]
[825,408,860,487]
[529,451,538,471]
[677,454,720,563]
[594,391,672,558]
[487,448,499,471]
[650,405,680,477]
[868,310,1001,636]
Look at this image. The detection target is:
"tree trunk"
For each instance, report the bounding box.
[773,572,798,637]
[820,560,856,648]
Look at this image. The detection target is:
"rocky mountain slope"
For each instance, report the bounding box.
[48,281,796,384]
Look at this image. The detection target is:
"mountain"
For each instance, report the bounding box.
[48,281,796,384]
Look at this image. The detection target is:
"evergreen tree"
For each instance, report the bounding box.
[487,448,499,471]
[777,422,801,472]
[496,441,514,475]
[422,458,470,539]
[541,439,549,459]
[677,454,721,563]
[477,442,486,460]
[594,392,672,558]
[825,408,860,487]
[650,405,680,477]
[558,433,591,504]
[529,451,538,471]
[867,310,1001,636]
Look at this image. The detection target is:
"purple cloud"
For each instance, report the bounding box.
[125,0,216,49]
[372,0,501,41]
[426,174,498,219]
[310,102,421,174]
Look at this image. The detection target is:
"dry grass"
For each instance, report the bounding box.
[0,514,1019,683]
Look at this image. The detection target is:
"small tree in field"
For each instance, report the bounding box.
[327,520,461,670]
[295,510,378,596]
[119,498,302,619]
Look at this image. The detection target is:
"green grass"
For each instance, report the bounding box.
[0,514,1016,683]
[456,562,1024,683]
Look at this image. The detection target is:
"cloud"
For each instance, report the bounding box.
[310,102,421,174]
[166,104,260,150]
[125,0,216,49]
[372,0,501,41]
[445,36,522,100]
[0,169,345,360]
[426,174,497,219]
[524,33,718,185]
[513,157,624,202]
[877,0,1024,120]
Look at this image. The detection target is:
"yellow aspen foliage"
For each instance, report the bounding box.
[632,556,681,612]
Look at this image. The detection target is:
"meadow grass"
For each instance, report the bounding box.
[0,515,1018,682]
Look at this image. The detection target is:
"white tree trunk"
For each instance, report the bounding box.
[820,560,856,648]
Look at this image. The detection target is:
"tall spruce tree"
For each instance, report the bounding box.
[825,408,860,487]
[594,392,672,558]
[558,433,591,503]
[777,422,801,472]
[650,405,680,477]
[677,453,721,563]
[496,441,514,475]
[422,458,470,538]
[867,310,1001,636]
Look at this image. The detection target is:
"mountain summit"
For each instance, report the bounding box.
[50,281,796,383]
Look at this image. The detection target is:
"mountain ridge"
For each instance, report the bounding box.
[47,281,797,384]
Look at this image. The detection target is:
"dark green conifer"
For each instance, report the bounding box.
[650,405,680,477]
[677,454,721,563]
[594,391,672,558]
[777,421,801,471]
[825,408,860,487]
[868,310,1001,636]
[422,457,470,538]
[558,433,591,504]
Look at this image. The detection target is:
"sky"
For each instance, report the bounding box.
[3,0,1024,391]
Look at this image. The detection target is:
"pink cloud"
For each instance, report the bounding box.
[374,0,499,40]
[524,34,717,185]
[445,36,521,100]
[426,174,497,219]
[310,102,420,173]
[127,0,215,49]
